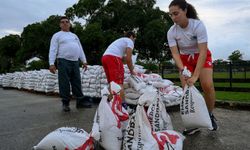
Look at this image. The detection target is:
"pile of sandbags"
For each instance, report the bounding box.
[0,64,183,107]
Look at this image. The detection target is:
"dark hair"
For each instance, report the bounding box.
[124,31,136,38]
[169,0,199,19]
[60,16,69,21]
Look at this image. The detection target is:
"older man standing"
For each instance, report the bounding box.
[49,16,91,112]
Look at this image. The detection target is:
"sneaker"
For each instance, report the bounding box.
[62,105,71,112]
[209,113,218,131]
[183,128,201,135]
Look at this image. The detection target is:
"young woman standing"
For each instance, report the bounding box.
[167,0,218,135]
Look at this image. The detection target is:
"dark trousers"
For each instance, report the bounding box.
[57,58,84,106]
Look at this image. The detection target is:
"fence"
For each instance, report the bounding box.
[160,61,250,92]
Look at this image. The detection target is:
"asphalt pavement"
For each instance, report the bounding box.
[0,88,249,150]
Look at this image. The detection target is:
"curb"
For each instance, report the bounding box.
[215,100,250,111]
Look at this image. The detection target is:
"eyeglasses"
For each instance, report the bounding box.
[60,20,69,23]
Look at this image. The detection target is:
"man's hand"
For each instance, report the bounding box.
[82,63,88,72]
[49,65,56,74]
[130,70,137,75]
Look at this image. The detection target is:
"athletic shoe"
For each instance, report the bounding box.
[209,113,218,131]
[183,128,201,135]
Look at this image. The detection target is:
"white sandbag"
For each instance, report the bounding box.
[152,130,184,150]
[33,127,93,150]
[147,93,173,131]
[123,107,158,150]
[124,97,138,105]
[152,79,174,88]
[128,75,146,91]
[180,85,212,129]
[125,93,141,99]
[137,90,157,106]
[123,104,184,150]
[92,96,123,150]
[92,85,129,150]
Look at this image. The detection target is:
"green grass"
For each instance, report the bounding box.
[171,82,250,102]
[216,91,250,102]
[163,72,250,102]
[214,83,250,88]
[172,82,250,88]
[213,72,250,79]
[163,72,250,79]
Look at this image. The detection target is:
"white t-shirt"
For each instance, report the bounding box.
[103,37,134,58]
[167,19,208,54]
[49,31,87,65]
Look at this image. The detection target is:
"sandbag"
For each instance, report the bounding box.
[92,83,129,150]
[128,75,146,91]
[180,85,212,129]
[33,127,93,150]
[123,104,184,150]
[147,93,173,131]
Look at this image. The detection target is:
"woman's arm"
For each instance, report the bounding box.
[170,46,184,71]
[187,43,207,85]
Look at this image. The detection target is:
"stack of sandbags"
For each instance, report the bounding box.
[2,73,14,88]
[81,65,103,98]
[0,74,3,86]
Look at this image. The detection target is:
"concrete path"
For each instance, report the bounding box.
[0,88,249,150]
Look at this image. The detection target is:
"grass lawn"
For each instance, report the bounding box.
[214,83,250,88]
[216,91,250,102]
[172,82,250,88]
[163,72,250,102]
[171,82,250,102]
[163,72,250,79]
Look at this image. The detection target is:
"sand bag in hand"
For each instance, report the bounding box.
[180,85,212,129]
[92,83,129,150]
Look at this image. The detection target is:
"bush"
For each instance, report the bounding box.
[27,60,49,70]
[136,61,159,73]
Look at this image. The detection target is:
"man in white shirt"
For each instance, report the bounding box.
[102,31,136,104]
[49,16,91,112]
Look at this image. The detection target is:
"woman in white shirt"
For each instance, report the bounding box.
[167,0,218,135]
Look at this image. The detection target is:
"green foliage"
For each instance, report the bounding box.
[228,50,243,62]
[67,0,174,63]
[0,0,175,72]
[136,60,159,72]
[19,15,61,64]
[0,56,11,73]
[0,34,21,73]
[26,60,49,71]
[216,91,250,102]
[0,34,21,57]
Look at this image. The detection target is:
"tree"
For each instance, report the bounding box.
[0,34,21,73]
[65,0,174,63]
[228,50,243,63]
[17,15,61,64]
